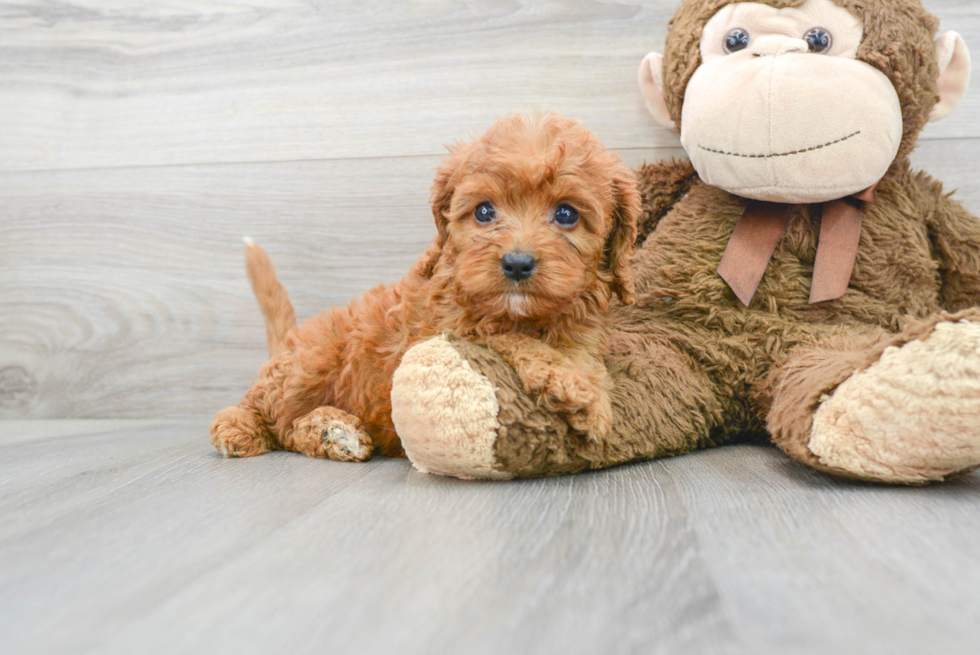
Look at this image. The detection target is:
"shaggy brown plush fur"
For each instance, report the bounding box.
[209,112,640,460]
[391,0,980,484]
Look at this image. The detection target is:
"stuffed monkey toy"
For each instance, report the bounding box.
[390,0,980,484]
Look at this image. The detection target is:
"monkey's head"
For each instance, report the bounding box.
[639,0,971,203]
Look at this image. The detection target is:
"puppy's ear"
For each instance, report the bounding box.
[603,167,640,305]
[408,240,444,279]
[430,144,467,244]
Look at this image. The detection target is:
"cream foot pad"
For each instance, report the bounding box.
[391,335,513,480]
[809,320,980,483]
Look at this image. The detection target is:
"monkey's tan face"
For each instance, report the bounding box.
[681,0,903,203]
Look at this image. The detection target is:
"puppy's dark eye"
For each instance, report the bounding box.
[475,202,495,224]
[724,28,750,54]
[554,204,579,227]
[804,27,832,54]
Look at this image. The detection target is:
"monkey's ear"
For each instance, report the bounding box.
[638,52,676,131]
[604,169,641,306]
[930,31,971,122]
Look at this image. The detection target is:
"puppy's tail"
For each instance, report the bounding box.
[243,237,297,358]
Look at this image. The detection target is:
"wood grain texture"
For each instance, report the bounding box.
[0,156,441,418]
[0,0,977,172]
[1,420,977,655]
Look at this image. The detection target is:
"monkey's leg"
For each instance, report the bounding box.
[762,310,980,484]
[391,332,725,479]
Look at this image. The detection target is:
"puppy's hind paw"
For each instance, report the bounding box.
[290,406,373,461]
[320,420,373,462]
[210,406,273,457]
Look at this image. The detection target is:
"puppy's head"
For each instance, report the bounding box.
[430,112,639,322]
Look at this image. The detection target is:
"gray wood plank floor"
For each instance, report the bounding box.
[2,420,979,655]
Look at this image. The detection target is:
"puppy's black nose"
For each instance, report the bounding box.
[501,251,537,281]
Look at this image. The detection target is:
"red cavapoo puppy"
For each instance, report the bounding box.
[210,112,640,461]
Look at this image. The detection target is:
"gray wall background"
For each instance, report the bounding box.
[2,0,978,419]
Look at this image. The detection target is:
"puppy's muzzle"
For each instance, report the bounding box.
[501,251,537,282]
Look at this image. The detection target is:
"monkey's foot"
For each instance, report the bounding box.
[391,335,514,480]
[809,319,980,484]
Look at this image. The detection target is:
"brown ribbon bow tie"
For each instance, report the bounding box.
[717,185,878,307]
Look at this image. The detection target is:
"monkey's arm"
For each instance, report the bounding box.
[635,158,696,245]
[920,173,980,311]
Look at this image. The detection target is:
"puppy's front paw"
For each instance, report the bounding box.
[518,365,615,440]
[520,364,596,414]
[566,391,613,441]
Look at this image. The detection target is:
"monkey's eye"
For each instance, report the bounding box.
[804,27,832,54]
[474,201,495,224]
[723,28,750,54]
[554,204,579,228]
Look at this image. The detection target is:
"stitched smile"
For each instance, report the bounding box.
[699,130,861,159]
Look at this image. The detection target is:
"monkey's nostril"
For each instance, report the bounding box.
[501,251,537,282]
